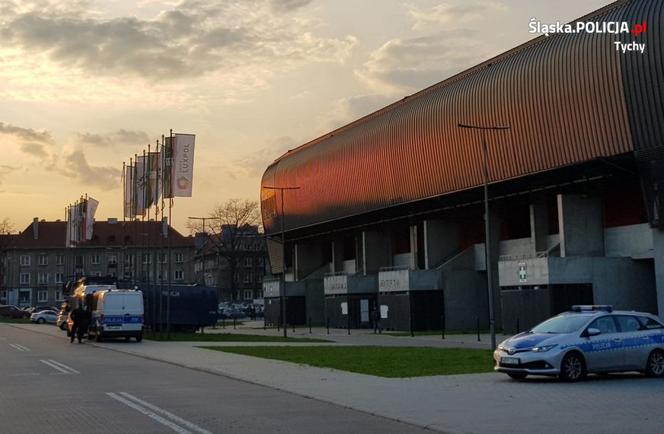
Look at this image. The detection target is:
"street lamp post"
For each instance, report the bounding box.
[262,185,300,338]
[458,123,511,350]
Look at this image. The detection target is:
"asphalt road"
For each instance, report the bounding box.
[0,324,428,434]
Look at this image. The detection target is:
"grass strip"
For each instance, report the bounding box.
[202,346,494,377]
[145,332,330,343]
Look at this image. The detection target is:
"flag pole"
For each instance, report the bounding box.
[167,129,173,338]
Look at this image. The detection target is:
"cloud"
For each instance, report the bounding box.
[48,149,121,190]
[20,142,48,158]
[0,0,356,81]
[269,0,312,13]
[77,129,151,147]
[0,121,54,143]
[355,34,485,96]
[328,94,395,128]
[227,136,296,179]
[0,164,18,185]
[407,2,508,31]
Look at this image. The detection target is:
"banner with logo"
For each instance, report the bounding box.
[124,164,134,219]
[134,156,146,216]
[84,197,99,240]
[163,137,173,199]
[172,134,195,197]
[147,151,161,207]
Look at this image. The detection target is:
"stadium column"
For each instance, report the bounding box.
[423,220,460,270]
[529,198,549,255]
[331,240,344,273]
[362,231,391,275]
[557,194,605,257]
[293,241,326,280]
[654,229,664,319]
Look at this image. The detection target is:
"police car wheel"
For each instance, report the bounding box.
[645,350,664,378]
[507,372,527,380]
[559,352,585,382]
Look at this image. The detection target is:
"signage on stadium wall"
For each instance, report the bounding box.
[379,269,410,292]
[324,274,348,295]
[263,280,281,298]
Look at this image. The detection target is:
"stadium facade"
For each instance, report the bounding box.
[261,0,664,332]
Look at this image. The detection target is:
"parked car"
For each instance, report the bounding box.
[218,307,245,320]
[0,305,31,319]
[30,310,58,324]
[494,305,664,381]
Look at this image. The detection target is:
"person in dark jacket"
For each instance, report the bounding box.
[69,304,89,344]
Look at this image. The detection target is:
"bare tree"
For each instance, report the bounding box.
[192,200,263,300]
[0,218,13,235]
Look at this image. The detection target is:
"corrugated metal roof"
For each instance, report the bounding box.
[262,0,662,235]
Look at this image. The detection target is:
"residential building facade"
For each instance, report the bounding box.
[0,218,195,308]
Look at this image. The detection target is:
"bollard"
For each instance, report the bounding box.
[441,314,445,340]
[476,316,481,342]
[309,317,312,334]
[326,318,330,335]
[516,318,520,334]
[233,318,237,330]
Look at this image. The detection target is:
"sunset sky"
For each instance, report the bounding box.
[0,0,611,233]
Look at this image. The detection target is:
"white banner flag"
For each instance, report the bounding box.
[85,197,99,240]
[124,165,134,219]
[172,134,195,197]
[135,156,146,215]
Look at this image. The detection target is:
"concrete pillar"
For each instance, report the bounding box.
[409,225,418,269]
[423,220,460,269]
[362,231,391,274]
[331,240,345,273]
[294,241,326,280]
[654,229,664,318]
[557,194,604,257]
[529,198,549,254]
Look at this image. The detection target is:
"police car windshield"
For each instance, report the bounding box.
[531,315,591,334]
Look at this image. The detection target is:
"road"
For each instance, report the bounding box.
[0,324,427,434]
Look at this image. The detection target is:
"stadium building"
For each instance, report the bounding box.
[261,0,664,332]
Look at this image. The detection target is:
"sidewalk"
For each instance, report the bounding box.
[206,320,510,350]
[10,323,664,434]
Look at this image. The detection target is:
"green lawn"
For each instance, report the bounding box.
[0,317,31,324]
[202,346,494,377]
[145,332,330,343]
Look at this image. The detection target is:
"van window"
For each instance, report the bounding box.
[103,294,125,311]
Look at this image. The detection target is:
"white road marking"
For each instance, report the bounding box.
[118,392,213,434]
[8,373,41,377]
[40,359,79,375]
[9,343,30,352]
[106,392,192,434]
[47,359,80,374]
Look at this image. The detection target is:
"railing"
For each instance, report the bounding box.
[498,243,560,261]
[378,265,411,272]
[324,271,348,277]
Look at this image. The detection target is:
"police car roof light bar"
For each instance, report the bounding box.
[571,305,613,312]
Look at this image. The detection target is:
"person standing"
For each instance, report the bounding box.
[69,304,84,343]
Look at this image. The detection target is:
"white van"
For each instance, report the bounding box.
[88,290,144,342]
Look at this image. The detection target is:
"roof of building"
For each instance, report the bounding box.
[261,0,664,235]
[2,220,194,250]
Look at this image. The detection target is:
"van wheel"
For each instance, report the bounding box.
[645,350,664,377]
[135,333,143,343]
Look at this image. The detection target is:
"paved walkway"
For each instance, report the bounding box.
[13,323,664,434]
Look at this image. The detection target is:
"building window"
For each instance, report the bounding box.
[56,255,65,266]
[0,290,7,302]
[124,270,133,279]
[174,270,184,281]
[37,290,48,303]
[76,256,84,267]
[108,255,117,265]
[20,273,30,285]
[55,272,64,283]
[142,253,151,264]
[20,255,31,266]
[244,257,252,267]
[38,255,48,266]
[55,290,63,301]
[38,273,48,285]
[91,254,100,265]
[159,253,167,264]
[257,274,263,283]
[243,289,253,300]
[243,273,251,284]
[175,253,184,263]
[258,257,264,267]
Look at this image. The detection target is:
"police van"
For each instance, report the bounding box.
[87,289,144,342]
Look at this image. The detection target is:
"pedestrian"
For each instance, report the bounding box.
[69,303,89,344]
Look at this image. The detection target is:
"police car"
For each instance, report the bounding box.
[494,305,664,381]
